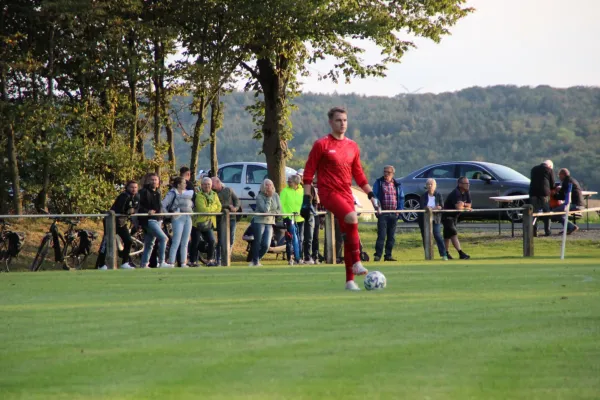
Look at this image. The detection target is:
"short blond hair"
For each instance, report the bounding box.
[260,179,274,194]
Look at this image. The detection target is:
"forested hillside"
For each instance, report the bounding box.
[181,85,600,189]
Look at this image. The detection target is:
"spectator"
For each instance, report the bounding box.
[191,177,222,266]
[442,177,472,260]
[179,166,196,191]
[280,174,304,265]
[138,173,173,268]
[212,176,240,264]
[303,181,320,264]
[250,179,281,266]
[417,178,447,260]
[552,168,584,235]
[97,180,140,270]
[529,159,555,237]
[372,165,405,262]
[162,177,194,267]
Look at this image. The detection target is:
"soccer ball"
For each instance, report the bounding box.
[364,271,386,291]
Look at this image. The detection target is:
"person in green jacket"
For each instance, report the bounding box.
[191,177,222,266]
[250,179,281,266]
[280,174,305,265]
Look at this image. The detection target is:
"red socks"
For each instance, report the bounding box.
[343,223,361,282]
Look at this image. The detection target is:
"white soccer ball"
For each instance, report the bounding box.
[364,271,386,291]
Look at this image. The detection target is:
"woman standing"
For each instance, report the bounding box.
[163,177,194,267]
[418,178,447,260]
[250,179,281,266]
[192,177,222,266]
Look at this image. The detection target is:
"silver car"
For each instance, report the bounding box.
[397,161,530,222]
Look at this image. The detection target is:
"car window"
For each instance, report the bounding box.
[487,164,529,181]
[219,165,243,184]
[416,165,456,179]
[246,165,269,184]
[458,164,496,181]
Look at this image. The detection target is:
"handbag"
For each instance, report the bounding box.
[197,219,213,232]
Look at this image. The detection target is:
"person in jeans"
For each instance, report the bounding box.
[552,168,584,235]
[529,159,554,237]
[250,179,281,266]
[162,177,194,267]
[97,180,140,270]
[372,165,405,262]
[302,182,320,264]
[191,177,222,266]
[212,177,240,265]
[417,178,447,260]
[138,173,173,268]
[280,174,304,265]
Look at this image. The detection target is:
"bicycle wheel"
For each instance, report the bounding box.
[30,236,51,272]
[0,239,11,272]
[64,238,89,270]
[128,236,144,266]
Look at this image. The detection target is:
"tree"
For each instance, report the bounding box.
[237,0,472,191]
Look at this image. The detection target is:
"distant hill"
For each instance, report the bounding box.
[169,85,600,190]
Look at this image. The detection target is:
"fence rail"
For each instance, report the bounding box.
[2,204,598,269]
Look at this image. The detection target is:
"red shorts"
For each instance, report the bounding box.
[319,189,355,220]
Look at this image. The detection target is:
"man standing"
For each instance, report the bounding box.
[180,166,196,192]
[138,173,173,268]
[212,176,240,264]
[442,177,472,260]
[552,168,583,235]
[301,107,380,291]
[372,165,404,262]
[529,160,554,237]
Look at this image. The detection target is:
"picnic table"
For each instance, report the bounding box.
[490,191,597,235]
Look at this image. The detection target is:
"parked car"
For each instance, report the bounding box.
[397,161,530,223]
[213,162,298,211]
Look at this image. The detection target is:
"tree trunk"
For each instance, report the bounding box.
[189,95,207,180]
[6,123,22,214]
[37,25,55,211]
[152,39,162,174]
[126,30,139,158]
[209,92,222,175]
[256,58,288,193]
[162,78,176,171]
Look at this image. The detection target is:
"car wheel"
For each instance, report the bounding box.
[504,197,526,222]
[401,196,421,223]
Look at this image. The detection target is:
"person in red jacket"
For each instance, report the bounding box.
[301,107,380,291]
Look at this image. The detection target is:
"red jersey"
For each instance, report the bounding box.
[303,134,369,194]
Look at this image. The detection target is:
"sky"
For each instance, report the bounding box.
[298,0,600,96]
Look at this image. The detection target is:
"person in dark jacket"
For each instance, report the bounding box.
[552,168,584,235]
[138,173,173,268]
[97,180,140,270]
[529,159,555,236]
[372,165,405,262]
[442,177,472,260]
[417,179,447,260]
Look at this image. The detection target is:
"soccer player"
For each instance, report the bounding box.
[301,107,380,291]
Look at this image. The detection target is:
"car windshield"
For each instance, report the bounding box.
[488,164,529,181]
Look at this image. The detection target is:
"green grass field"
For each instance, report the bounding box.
[2,250,600,399]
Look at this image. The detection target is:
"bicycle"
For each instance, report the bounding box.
[30,214,98,272]
[0,220,26,272]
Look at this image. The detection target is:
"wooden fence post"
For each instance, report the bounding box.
[522,204,534,257]
[424,208,434,260]
[324,211,336,264]
[105,210,117,269]
[221,210,231,266]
